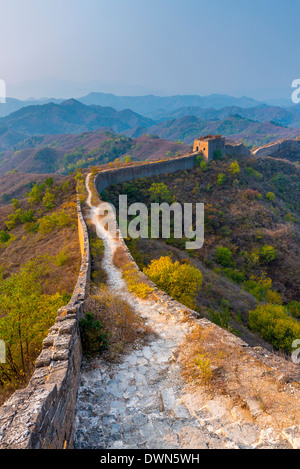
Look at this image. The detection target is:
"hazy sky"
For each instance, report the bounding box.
[1,0,299,99]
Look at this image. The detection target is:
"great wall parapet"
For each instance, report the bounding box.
[0,197,90,449]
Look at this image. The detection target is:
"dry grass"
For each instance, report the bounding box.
[113,246,154,299]
[179,319,300,431]
[0,175,81,296]
[113,245,133,271]
[83,204,151,360]
[179,324,232,393]
[85,217,108,286]
[84,286,150,361]
[88,171,102,207]
[0,172,63,207]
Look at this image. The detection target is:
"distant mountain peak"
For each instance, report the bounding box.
[61,98,85,107]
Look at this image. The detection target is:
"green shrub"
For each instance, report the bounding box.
[1,193,10,203]
[24,222,39,234]
[271,172,290,193]
[38,210,72,234]
[266,192,275,202]
[59,181,70,192]
[228,161,240,175]
[243,275,272,302]
[245,167,263,180]
[249,304,300,353]
[223,267,245,284]
[90,237,105,258]
[19,209,35,224]
[54,249,69,267]
[124,155,132,163]
[28,184,43,205]
[195,154,204,166]
[149,182,173,204]
[79,312,107,356]
[11,198,20,210]
[42,189,55,210]
[200,161,208,172]
[259,245,277,264]
[286,301,300,319]
[243,250,260,268]
[214,149,223,160]
[45,177,54,188]
[215,246,233,267]
[0,230,11,244]
[217,173,226,186]
[5,208,35,230]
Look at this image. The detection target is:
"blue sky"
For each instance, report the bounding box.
[1,0,299,99]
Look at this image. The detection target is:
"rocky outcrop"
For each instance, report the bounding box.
[0,198,90,449]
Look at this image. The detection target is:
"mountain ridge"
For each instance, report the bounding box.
[0,92,262,119]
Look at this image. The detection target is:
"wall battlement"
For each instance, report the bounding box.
[95,152,198,194]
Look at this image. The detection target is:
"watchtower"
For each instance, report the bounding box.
[193,135,226,161]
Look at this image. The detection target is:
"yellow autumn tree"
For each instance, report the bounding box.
[144,256,203,309]
[0,258,68,389]
[249,303,300,353]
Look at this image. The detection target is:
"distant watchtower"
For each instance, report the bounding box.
[193,135,226,161]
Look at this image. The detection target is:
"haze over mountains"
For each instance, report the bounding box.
[0,91,300,178]
[0,100,154,149]
[0,92,262,118]
[1,94,300,151]
[134,114,300,147]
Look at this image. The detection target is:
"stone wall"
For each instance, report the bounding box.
[95,153,197,194]
[94,145,251,196]
[253,139,300,158]
[0,198,90,449]
[226,142,251,157]
[0,147,296,450]
[0,154,201,450]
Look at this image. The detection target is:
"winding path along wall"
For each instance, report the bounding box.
[74,168,300,450]
[1,152,300,449]
[252,139,300,157]
[0,152,198,449]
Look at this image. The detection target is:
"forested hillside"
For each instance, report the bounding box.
[105,153,300,351]
[0,174,81,405]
